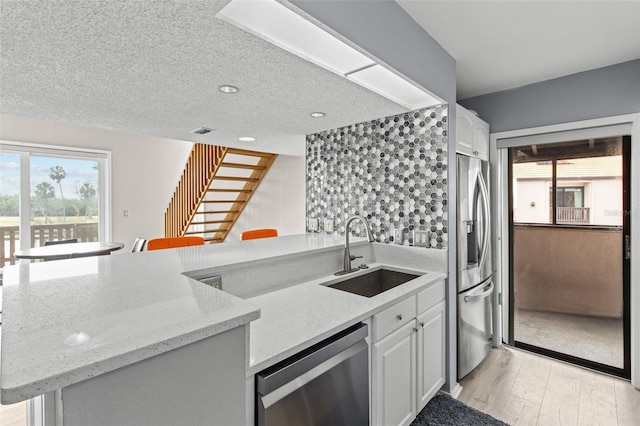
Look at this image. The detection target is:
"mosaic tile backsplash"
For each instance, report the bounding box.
[306,105,448,249]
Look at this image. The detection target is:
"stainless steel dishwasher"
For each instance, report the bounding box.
[256,323,369,426]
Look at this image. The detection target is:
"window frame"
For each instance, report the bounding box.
[0,140,112,250]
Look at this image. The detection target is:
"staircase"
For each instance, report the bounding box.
[165,144,277,243]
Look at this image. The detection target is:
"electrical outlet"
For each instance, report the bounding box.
[308,217,319,232]
[323,218,334,233]
[393,228,404,245]
[199,275,222,290]
[413,230,430,247]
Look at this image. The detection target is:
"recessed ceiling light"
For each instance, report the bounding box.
[310,112,326,118]
[238,136,255,142]
[218,85,239,94]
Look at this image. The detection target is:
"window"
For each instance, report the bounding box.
[549,186,587,224]
[511,137,622,227]
[1,142,111,265]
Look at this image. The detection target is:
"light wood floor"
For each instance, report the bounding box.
[459,346,640,426]
[1,347,638,426]
[0,400,26,426]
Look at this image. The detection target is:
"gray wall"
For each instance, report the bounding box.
[291,0,461,393]
[289,0,456,105]
[460,60,640,132]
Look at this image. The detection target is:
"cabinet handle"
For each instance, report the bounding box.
[420,322,425,328]
[413,327,418,333]
[473,150,479,156]
[396,314,403,321]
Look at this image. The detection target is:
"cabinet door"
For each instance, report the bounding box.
[373,321,417,426]
[474,121,490,161]
[416,301,446,411]
[456,105,474,156]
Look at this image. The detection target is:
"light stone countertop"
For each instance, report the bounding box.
[0,234,446,404]
[247,263,446,375]
[0,234,361,404]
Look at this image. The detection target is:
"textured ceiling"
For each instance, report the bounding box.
[0,1,410,156]
[398,0,640,99]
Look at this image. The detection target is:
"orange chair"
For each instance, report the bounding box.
[146,236,205,251]
[241,229,278,241]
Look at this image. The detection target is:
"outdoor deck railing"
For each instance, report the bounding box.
[1,223,99,266]
[550,207,591,224]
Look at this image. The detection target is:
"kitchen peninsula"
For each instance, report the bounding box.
[1,234,447,426]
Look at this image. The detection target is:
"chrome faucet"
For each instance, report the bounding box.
[340,215,375,274]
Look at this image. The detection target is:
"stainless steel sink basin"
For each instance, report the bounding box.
[328,268,420,298]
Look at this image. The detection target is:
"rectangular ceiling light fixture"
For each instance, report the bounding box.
[216,0,374,75]
[347,64,440,111]
[215,0,442,110]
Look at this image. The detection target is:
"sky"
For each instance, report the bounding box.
[0,153,99,199]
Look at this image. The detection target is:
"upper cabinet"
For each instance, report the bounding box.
[456,104,490,161]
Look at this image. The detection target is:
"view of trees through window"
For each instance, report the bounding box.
[0,154,99,226]
[1,150,102,264]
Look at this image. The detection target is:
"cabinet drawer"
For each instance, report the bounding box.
[374,296,416,341]
[417,280,445,314]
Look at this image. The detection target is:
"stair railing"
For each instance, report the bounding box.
[165,143,226,237]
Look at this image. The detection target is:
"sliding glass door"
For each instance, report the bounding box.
[1,142,110,266]
[508,135,631,378]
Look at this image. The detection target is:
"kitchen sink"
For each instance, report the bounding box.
[328,268,421,298]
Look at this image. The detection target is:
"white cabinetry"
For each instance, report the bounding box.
[456,104,490,161]
[374,321,417,426]
[417,301,446,409]
[372,280,446,426]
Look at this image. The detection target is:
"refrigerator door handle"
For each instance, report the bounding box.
[477,171,491,271]
[464,281,494,303]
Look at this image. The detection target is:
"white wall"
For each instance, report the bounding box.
[592,178,623,226]
[0,114,306,248]
[226,155,306,241]
[514,180,549,223]
[514,178,623,226]
[0,114,193,249]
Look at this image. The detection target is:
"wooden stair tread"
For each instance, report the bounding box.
[167,144,277,243]
[189,220,233,225]
[193,210,239,215]
[184,229,227,235]
[225,148,276,158]
[201,199,246,203]
[207,188,252,193]
[220,162,266,170]
[214,176,259,182]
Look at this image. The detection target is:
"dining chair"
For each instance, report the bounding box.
[69,250,112,259]
[146,236,205,251]
[131,238,147,252]
[43,238,78,246]
[241,229,278,241]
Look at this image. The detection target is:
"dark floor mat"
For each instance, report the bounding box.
[411,394,509,426]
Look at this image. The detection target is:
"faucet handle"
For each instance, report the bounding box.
[350,255,363,261]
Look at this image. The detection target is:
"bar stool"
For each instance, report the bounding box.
[241,229,278,240]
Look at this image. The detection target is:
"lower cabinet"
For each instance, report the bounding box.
[373,321,417,426]
[416,301,446,410]
[371,281,446,426]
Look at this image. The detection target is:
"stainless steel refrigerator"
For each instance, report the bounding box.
[457,154,494,379]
